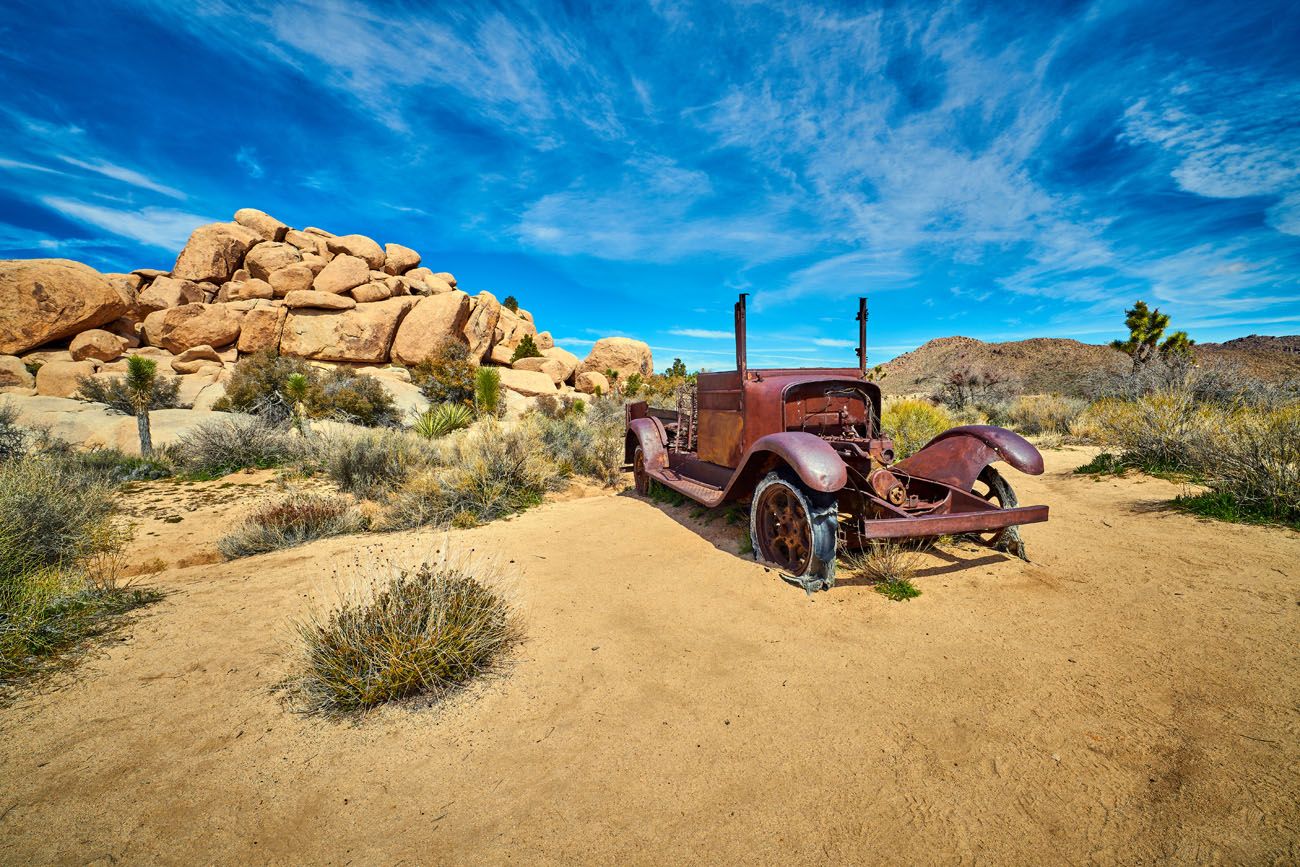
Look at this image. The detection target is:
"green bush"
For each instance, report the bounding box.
[502,295,519,313]
[218,493,365,558]
[77,372,181,415]
[171,414,300,479]
[881,399,955,459]
[412,341,476,406]
[0,401,30,462]
[282,554,520,715]
[509,334,542,363]
[215,352,398,427]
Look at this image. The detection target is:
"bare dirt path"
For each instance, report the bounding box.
[1,448,1296,865]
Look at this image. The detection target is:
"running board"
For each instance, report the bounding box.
[645,467,727,508]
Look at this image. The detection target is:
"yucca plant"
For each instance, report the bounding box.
[124,355,158,455]
[285,372,311,434]
[475,366,501,416]
[414,403,474,439]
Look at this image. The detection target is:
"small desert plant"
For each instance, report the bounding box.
[412,340,476,406]
[314,428,434,500]
[509,334,542,363]
[282,552,521,714]
[172,414,300,479]
[315,368,399,427]
[218,492,365,558]
[1006,394,1087,435]
[623,372,643,396]
[474,365,502,416]
[413,403,474,439]
[382,419,561,529]
[842,542,923,601]
[881,398,955,459]
[77,364,181,418]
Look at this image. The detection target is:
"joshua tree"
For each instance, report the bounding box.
[285,372,311,433]
[124,355,158,455]
[666,358,688,378]
[1111,300,1195,370]
[603,368,621,397]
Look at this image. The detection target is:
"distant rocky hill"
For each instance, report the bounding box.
[879,335,1300,397]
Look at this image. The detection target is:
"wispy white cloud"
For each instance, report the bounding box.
[668,328,731,339]
[41,197,214,250]
[234,145,264,179]
[56,155,185,199]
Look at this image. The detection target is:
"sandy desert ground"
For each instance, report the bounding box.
[1,447,1296,865]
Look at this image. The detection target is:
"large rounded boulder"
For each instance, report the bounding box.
[172,222,262,283]
[580,337,653,380]
[0,259,130,354]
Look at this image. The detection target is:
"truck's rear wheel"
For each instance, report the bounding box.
[750,471,838,591]
[632,446,649,495]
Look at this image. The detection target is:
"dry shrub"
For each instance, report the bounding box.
[382,419,561,529]
[533,396,624,485]
[881,398,955,459]
[215,352,398,427]
[1084,389,1216,473]
[0,455,159,686]
[1194,404,1300,522]
[312,427,435,500]
[172,414,300,479]
[218,492,365,559]
[1006,394,1087,435]
[282,552,521,714]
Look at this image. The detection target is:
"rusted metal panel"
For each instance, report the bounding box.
[698,410,744,466]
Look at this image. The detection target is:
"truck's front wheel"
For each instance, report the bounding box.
[750,471,838,591]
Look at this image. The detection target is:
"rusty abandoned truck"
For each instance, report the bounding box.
[624,295,1050,591]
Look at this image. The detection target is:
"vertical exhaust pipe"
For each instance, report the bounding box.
[856,296,868,376]
[735,293,749,380]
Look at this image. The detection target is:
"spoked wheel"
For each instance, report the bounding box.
[969,466,1027,560]
[750,471,838,591]
[632,446,649,495]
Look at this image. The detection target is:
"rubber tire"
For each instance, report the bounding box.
[976,466,1027,561]
[750,470,839,591]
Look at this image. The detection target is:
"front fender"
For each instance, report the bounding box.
[724,432,848,498]
[893,424,1043,490]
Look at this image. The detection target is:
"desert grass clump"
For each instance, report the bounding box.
[218,492,365,558]
[881,398,955,459]
[171,413,300,479]
[382,419,561,529]
[413,403,474,440]
[68,448,175,484]
[1084,388,1214,475]
[533,396,625,485]
[842,542,923,601]
[282,553,521,714]
[1006,393,1087,435]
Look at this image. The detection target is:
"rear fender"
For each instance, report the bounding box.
[724,432,848,500]
[893,424,1043,490]
[626,416,668,469]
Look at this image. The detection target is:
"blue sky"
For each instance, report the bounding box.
[1,0,1297,370]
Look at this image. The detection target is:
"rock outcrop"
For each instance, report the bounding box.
[1,209,654,403]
